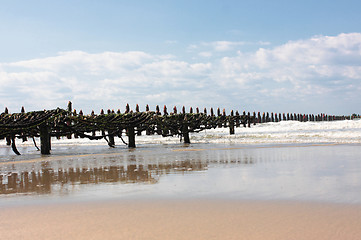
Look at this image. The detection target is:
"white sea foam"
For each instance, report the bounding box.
[2,119,361,147]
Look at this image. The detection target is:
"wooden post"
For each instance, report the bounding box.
[39,123,51,155]
[127,126,136,148]
[67,102,72,139]
[229,110,235,135]
[73,109,79,138]
[20,106,28,142]
[182,115,190,144]
[235,111,240,127]
[4,107,11,145]
[136,105,142,136]
[247,112,251,128]
[243,111,246,127]
[162,105,169,136]
[108,133,115,147]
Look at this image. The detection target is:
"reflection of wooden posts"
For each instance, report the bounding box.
[182,115,190,144]
[127,126,136,148]
[39,123,51,154]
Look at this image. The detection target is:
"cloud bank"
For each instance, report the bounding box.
[1,33,361,114]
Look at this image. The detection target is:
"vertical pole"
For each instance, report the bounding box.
[67,102,72,139]
[21,106,27,142]
[243,111,246,127]
[182,115,190,144]
[40,123,51,155]
[4,107,11,145]
[229,110,235,135]
[127,126,136,148]
[107,109,115,146]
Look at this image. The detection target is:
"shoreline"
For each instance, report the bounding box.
[1,199,361,240]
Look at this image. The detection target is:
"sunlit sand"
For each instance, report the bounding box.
[1,200,361,240]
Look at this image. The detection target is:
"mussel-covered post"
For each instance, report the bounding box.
[4,107,11,146]
[182,115,190,144]
[39,123,51,154]
[127,126,136,148]
[229,110,235,135]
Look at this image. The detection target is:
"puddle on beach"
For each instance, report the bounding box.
[1,143,361,206]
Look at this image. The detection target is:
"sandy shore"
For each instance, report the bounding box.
[1,200,361,240]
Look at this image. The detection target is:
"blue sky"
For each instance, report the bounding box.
[1,0,361,115]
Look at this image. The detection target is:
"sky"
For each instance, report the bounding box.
[0,0,361,115]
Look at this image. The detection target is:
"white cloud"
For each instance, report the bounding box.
[210,41,246,52]
[199,51,213,57]
[1,33,361,114]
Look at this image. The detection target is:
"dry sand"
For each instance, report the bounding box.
[1,200,361,240]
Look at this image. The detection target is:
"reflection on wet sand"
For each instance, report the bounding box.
[1,164,155,195]
[0,148,259,196]
[0,161,214,196]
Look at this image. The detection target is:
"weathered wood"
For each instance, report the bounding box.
[39,123,51,155]
[21,106,28,142]
[229,110,235,135]
[247,112,251,128]
[182,115,190,144]
[3,102,357,157]
[127,126,136,148]
[11,136,21,155]
[4,107,11,145]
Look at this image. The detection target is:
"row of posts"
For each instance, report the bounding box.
[2,104,360,155]
[254,112,357,123]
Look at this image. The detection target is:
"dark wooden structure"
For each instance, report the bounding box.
[1,102,359,156]
[0,102,253,155]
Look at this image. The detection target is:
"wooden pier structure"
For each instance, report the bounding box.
[1,102,359,155]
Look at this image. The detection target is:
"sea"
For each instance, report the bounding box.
[1,119,361,206]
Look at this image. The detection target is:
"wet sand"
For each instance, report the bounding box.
[1,199,361,240]
[1,143,361,239]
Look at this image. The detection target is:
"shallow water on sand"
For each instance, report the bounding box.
[1,143,361,206]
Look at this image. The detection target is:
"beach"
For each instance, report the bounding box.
[1,121,361,239]
[1,199,361,240]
